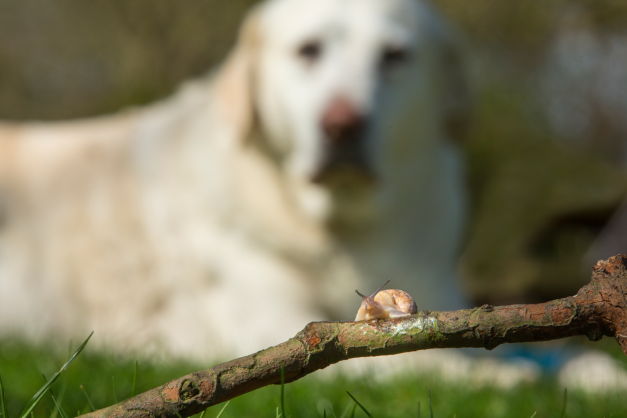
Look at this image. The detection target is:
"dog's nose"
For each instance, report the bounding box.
[321,97,366,142]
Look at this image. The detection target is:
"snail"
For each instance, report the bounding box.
[354,279,417,321]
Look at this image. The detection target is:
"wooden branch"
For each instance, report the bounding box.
[81,255,627,418]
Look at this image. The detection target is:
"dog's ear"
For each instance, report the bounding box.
[422,4,472,143]
[213,7,262,141]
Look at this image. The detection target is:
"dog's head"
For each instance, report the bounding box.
[216,0,469,227]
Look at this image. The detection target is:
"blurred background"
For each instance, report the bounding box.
[2,0,627,306]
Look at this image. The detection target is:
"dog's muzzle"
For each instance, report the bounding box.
[312,97,375,184]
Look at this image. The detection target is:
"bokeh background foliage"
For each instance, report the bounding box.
[0,0,256,120]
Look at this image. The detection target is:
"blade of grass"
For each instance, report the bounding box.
[112,377,117,404]
[57,341,73,405]
[428,389,433,418]
[559,388,567,418]
[198,410,206,418]
[0,373,9,418]
[19,332,93,418]
[40,374,58,418]
[50,395,69,418]
[275,406,281,418]
[345,392,372,418]
[45,349,71,418]
[131,361,138,398]
[329,406,339,418]
[529,413,537,418]
[280,364,286,418]
[348,404,356,418]
[45,371,69,418]
[80,385,95,412]
[215,401,230,418]
[339,401,352,418]
[56,372,69,411]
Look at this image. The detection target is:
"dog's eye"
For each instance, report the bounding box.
[380,45,409,69]
[297,40,322,63]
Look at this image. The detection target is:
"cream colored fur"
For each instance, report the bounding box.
[0,0,469,360]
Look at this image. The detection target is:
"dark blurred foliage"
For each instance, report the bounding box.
[439,1,627,52]
[435,0,627,303]
[0,0,255,119]
[2,0,627,304]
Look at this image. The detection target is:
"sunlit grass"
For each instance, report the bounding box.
[0,334,91,418]
[0,337,625,418]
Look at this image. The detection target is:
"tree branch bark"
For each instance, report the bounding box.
[81,255,627,418]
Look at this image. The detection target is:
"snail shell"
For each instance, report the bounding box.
[355,279,417,321]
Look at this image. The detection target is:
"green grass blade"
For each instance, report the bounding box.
[275,406,281,418]
[198,410,206,418]
[0,373,9,418]
[345,392,372,418]
[111,377,118,404]
[428,389,433,418]
[79,385,95,412]
[529,413,537,418]
[56,372,69,411]
[57,341,73,406]
[339,401,352,418]
[280,364,286,418]
[559,388,567,418]
[329,406,339,418]
[348,404,356,418]
[131,361,138,398]
[40,374,57,418]
[45,359,70,418]
[19,331,93,418]
[174,410,183,418]
[215,401,230,418]
[50,395,69,418]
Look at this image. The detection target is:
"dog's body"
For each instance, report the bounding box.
[0,0,469,359]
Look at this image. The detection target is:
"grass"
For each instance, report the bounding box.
[0,337,626,418]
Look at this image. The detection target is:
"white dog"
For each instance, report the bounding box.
[0,0,469,360]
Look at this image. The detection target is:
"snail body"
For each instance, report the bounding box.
[355,279,417,321]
